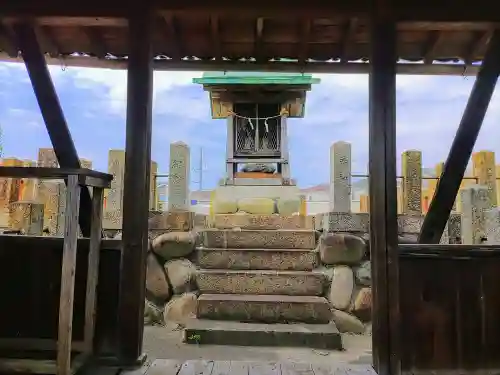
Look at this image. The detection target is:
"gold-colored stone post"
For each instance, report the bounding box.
[359,194,369,213]
[472,150,497,207]
[401,150,422,215]
[0,158,23,228]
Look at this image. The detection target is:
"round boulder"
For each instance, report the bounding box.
[145,252,171,304]
[319,232,366,265]
[276,198,301,216]
[328,265,355,310]
[163,292,198,324]
[351,287,372,322]
[331,309,365,334]
[144,299,164,326]
[152,231,196,261]
[355,261,371,286]
[164,258,197,295]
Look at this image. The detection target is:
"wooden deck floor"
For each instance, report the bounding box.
[120,360,376,375]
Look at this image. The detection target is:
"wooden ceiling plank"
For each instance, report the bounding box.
[0,21,18,57]
[339,17,358,62]
[82,27,107,58]
[464,29,493,64]
[162,14,182,60]
[298,19,311,64]
[254,17,265,63]
[422,30,445,64]
[209,16,222,61]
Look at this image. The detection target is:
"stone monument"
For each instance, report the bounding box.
[193,72,320,213]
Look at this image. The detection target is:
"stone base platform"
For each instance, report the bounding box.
[184,320,343,350]
[212,214,314,230]
[197,294,332,324]
[202,229,317,249]
[214,184,301,202]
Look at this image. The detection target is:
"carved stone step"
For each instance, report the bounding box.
[212,214,314,230]
[196,269,326,296]
[197,247,319,271]
[202,229,317,249]
[197,294,332,324]
[184,320,342,349]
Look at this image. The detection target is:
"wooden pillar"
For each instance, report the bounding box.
[12,22,93,237]
[368,14,399,375]
[419,30,500,243]
[117,5,153,363]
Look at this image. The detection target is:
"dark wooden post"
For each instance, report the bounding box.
[419,30,500,244]
[12,22,93,236]
[369,13,400,375]
[117,5,154,364]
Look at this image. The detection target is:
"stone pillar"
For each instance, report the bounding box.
[401,150,422,215]
[9,201,44,235]
[485,208,500,244]
[168,142,191,211]
[103,149,126,230]
[0,158,23,228]
[396,185,403,214]
[38,181,65,235]
[329,141,351,212]
[460,185,490,244]
[472,150,497,208]
[359,194,369,213]
[150,161,158,210]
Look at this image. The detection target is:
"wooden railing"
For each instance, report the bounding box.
[0,167,113,375]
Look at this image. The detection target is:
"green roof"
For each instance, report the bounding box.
[193,71,321,85]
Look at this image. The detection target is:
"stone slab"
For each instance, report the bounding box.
[197,294,332,324]
[8,201,44,235]
[213,214,314,230]
[214,185,301,202]
[196,269,326,296]
[202,229,317,249]
[148,210,194,231]
[184,320,343,350]
[197,247,319,271]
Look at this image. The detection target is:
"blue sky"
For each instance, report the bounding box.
[1,61,499,189]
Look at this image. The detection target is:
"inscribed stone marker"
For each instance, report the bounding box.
[401,150,422,216]
[460,185,490,244]
[472,151,497,208]
[329,141,351,213]
[168,142,191,212]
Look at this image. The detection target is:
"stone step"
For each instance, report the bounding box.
[197,247,319,271]
[212,214,314,230]
[202,229,317,249]
[184,320,342,350]
[196,269,326,296]
[197,294,332,324]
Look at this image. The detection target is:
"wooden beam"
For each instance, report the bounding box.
[419,29,500,244]
[368,13,400,375]
[82,27,108,58]
[0,21,18,57]
[298,19,311,65]
[162,14,182,60]
[339,18,358,62]
[117,4,154,364]
[209,16,221,61]
[254,17,265,63]
[11,22,94,237]
[464,29,493,64]
[422,30,445,64]
[35,25,61,57]
[0,53,483,75]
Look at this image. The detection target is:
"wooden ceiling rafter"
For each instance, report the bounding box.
[82,27,108,59]
[339,17,358,62]
[254,17,265,63]
[0,21,19,58]
[422,30,445,64]
[36,25,62,57]
[209,16,222,61]
[161,13,183,60]
[464,29,493,64]
[298,19,311,65]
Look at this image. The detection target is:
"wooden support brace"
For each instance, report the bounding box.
[419,29,500,243]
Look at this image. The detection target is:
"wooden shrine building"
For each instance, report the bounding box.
[1,0,500,374]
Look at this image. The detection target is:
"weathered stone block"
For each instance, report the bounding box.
[168,142,190,211]
[237,198,275,215]
[148,211,194,232]
[351,287,372,322]
[328,266,355,311]
[202,229,317,249]
[152,231,197,261]
[8,201,44,235]
[197,294,332,324]
[330,141,352,212]
[322,212,369,233]
[472,151,497,208]
[164,258,197,294]
[276,198,301,215]
[485,208,500,244]
[355,261,371,286]
[319,232,366,265]
[196,269,325,296]
[197,247,319,271]
[163,292,198,324]
[401,150,422,215]
[460,185,490,244]
[145,252,171,304]
[212,214,314,230]
[331,309,365,334]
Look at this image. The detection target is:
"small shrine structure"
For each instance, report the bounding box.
[194,72,320,203]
